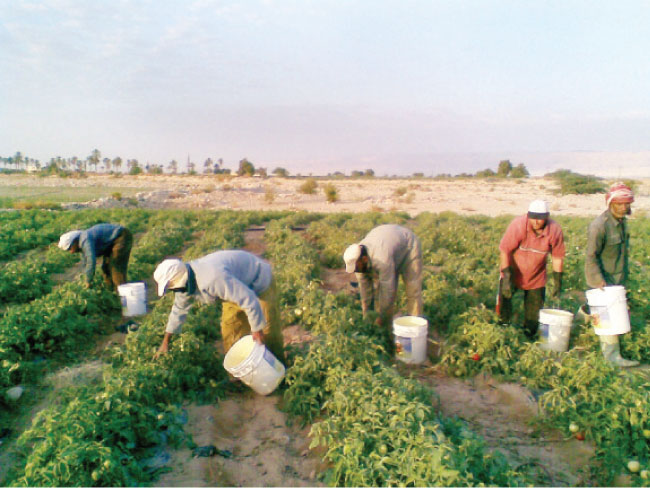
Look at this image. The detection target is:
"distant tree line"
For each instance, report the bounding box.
[434,160,530,180]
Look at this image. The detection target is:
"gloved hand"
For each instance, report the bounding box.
[549,271,563,299]
[500,267,514,299]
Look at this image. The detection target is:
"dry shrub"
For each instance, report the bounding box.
[264,186,275,203]
[299,178,318,195]
[323,183,338,203]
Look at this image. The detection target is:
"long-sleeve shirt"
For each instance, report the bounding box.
[165,250,272,335]
[499,215,565,290]
[585,209,629,288]
[78,223,124,282]
[355,224,420,317]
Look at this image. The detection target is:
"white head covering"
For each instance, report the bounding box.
[58,230,82,250]
[528,199,549,214]
[153,258,188,296]
[343,244,363,273]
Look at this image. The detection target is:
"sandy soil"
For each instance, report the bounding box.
[2,173,649,217]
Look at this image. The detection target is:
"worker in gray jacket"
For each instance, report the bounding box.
[153,250,284,363]
[58,223,133,290]
[343,224,423,335]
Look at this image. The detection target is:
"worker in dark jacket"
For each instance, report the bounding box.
[58,223,133,290]
[584,182,638,367]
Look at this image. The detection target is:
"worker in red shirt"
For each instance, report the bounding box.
[498,200,566,339]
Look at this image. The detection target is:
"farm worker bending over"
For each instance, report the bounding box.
[498,200,565,339]
[584,182,638,367]
[58,223,133,290]
[343,224,423,334]
[152,250,284,363]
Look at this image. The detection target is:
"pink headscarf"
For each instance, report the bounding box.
[606,182,634,207]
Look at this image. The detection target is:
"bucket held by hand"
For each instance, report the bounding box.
[393,316,428,364]
[585,286,630,335]
[117,282,147,317]
[223,335,285,395]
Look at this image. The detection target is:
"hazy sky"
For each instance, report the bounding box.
[1,0,649,175]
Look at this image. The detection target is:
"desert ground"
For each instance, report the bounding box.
[2,173,649,217]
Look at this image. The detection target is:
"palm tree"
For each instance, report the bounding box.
[203,158,214,174]
[88,149,100,172]
[13,152,23,171]
[112,157,122,173]
[168,159,178,174]
[103,157,111,173]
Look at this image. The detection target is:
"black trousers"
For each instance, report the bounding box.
[498,285,546,339]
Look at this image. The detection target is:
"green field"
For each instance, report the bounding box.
[1,208,650,487]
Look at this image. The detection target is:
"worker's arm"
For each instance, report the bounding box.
[155,292,194,358]
[551,256,563,273]
[356,272,374,316]
[585,221,607,289]
[500,250,511,270]
[213,275,266,333]
[375,264,398,326]
[81,238,96,285]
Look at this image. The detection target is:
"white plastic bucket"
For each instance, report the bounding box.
[585,286,631,335]
[223,335,285,395]
[117,282,147,317]
[393,316,428,364]
[538,309,573,352]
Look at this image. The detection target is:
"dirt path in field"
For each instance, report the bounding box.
[321,252,598,486]
[420,370,596,486]
[157,225,323,487]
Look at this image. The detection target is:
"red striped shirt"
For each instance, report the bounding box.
[499,215,565,290]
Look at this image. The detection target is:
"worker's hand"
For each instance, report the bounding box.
[549,271,563,299]
[500,267,514,299]
[154,333,171,359]
[251,330,264,344]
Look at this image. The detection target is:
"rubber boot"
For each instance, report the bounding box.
[599,335,639,367]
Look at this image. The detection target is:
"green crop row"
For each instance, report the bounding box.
[0,211,195,404]
[0,209,152,262]
[0,209,153,306]
[266,214,531,486]
[4,211,252,486]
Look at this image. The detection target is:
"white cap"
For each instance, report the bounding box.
[58,230,82,250]
[153,258,187,296]
[528,199,549,215]
[343,244,362,273]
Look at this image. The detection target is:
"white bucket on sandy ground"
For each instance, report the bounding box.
[538,309,574,352]
[223,335,285,395]
[585,286,631,335]
[393,316,428,364]
[117,282,147,317]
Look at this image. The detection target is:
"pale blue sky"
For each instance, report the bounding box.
[1,0,649,175]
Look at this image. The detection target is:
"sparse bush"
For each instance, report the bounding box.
[111,192,122,201]
[272,167,289,177]
[546,169,606,195]
[237,158,255,176]
[394,187,408,197]
[264,186,275,203]
[323,183,338,203]
[299,178,318,195]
